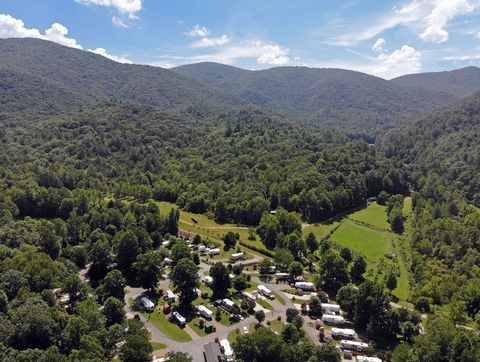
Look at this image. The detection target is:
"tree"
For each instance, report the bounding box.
[120,334,153,362]
[340,247,352,263]
[336,285,358,320]
[88,239,112,280]
[313,342,341,362]
[37,221,62,259]
[255,310,265,324]
[286,308,300,323]
[210,262,231,296]
[390,209,404,233]
[305,232,318,253]
[292,314,304,330]
[275,248,294,272]
[233,274,249,292]
[103,297,125,326]
[309,296,322,317]
[350,254,367,283]
[385,272,398,292]
[101,269,126,301]
[170,240,191,267]
[133,251,163,291]
[259,258,273,274]
[171,258,199,307]
[463,281,480,318]
[115,229,140,278]
[257,213,280,249]
[165,208,180,236]
[223,231,239,249]
[288,261,304,281]
[164,351,193,362]
[62,274,89,309]
[282,324,300,344]
[319,251,350,292]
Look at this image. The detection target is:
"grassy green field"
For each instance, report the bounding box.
[141,310,192,342]
[257,298,273,310]
[349,202,390,230]
[322,200,411,302]
[150,341,167,350]
[156,201,269,255]
[303,221,340,240]
[328,219,393,260]
[272,291,285,305]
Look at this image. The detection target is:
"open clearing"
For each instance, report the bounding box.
[141,310,192,342]
[349,202,390,230]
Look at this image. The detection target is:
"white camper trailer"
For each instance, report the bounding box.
[197,305,213,319]
[294,282,315,291]
[257,285,274,300]
[322,314,345,325]
[321,303,341,314]
[340,340,369,352]
[331,327,356,339]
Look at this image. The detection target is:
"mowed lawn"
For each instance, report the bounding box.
[303,221,340,240]
[157,201,269,254]
[349,202,390,230]
[141,310,192,342]
[328,219,393,260]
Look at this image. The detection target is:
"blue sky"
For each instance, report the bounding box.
[1,0,480,78]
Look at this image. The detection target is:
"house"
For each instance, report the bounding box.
[204,342,222,362]
[257,285,274,300]
[222,298,235,311]
[294,282,315,291]
[275,272,290,282]
[172,311,186,326]
[139,297,154,312]
[242,291,256,302]
[165,290,176,302]
[332,328,356,339]
[322,314,345,325]
[321,303,341,314]
[197,305,213,319]
[219,339,234,362]
[202,275,214,286]
[357,357,382,362]
[231,252,246,261]
[340,340,369,352]
[208,248,220,256]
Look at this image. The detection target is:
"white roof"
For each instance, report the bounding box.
[242,291,256,300]
[332,328,356,336]
[203,276,213,283]
[166,290,175,298]
[321,303,341,310]
[140,297,154,308]
[173,311,186,323]
[220,339,233,357]
[257,285,272,293]
[341,340,369,348]
[223,298,235,307]
[232,252,244,257]
[322,314,345,322]
[357,357,382,362]
[295,282,314,287]
[198,305,213,315]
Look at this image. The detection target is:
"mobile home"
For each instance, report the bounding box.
[357,357,382,362]
[231,252,246,260]
[222,298,235,311]
[321,303,341,314]
[322,314,345,325]
[138,297,154,312]
[202,275,214,286]
[242,291,256,302]
[340,340,369,352]
[208,248,220,256]
[332,327,356,339]
[294,282,315,291]
[257,285,274,300]
[172,311,186,326]
[166,290,176,302]
[275,272,290,282]
[219,339,234,362]
[197,305,213,319]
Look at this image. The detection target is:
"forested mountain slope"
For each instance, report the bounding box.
[0,39,244,123]
[391,66,480,99]
[380,91,480,206]
[174,62,455,138]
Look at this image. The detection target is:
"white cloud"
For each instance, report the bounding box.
[372,38,386,53]
[420,0,475,43]
[189,40,290,65]
[0,13,131,64]
[112,16,128,28]
[374,45,421,78]
[326,0,479,46]
[75,0,142,19]
[192,34,230,48]
[0,14,81,49]
[89,47,132,63]
[187,24,210,37]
